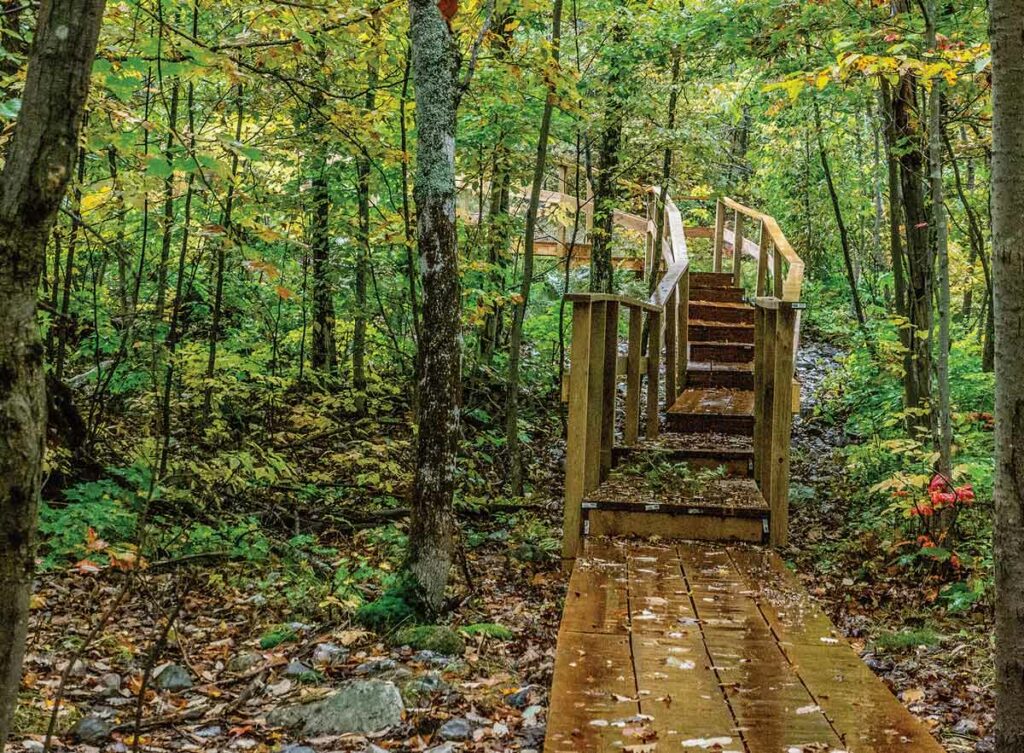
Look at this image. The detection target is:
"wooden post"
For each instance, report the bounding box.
[752,303,766,479]
[769,303,797,547]
[562,302,593,560]
[733,209,744,287]
[646,309,662,440]
[758,306,777,496]
[624,305,643,445]
[773,234,784,298]
[600,301,619,479]
[677,272,689,393]
[583,301,607,496]
[756,220,770,297]
[713,199,726,273]
[664,289,677,410]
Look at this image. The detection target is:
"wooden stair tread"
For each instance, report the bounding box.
[688,360,753,372]
[584,473,767,516]
[668,387,754,418]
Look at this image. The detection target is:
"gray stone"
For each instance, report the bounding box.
[227,652,263,673]
[280,746,315,753]
[154,663,193,691]
[954,719,981,736]
[401,672,450,705]
[439,717,472,741]
[377,667,413,684]
[354,658,397,676]
[67,659,88,677]
[312,642,348,666]
[425,744,456,753]
[266,679,403,735]
[195,726,222,738]
[70,715,112,744]
[284,660,312,677]
[412,650,453,668]
[504,685,534,708]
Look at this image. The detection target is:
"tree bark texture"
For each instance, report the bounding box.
[990,1,1024,749]
[0,0,106,746]
[407,0,461,613]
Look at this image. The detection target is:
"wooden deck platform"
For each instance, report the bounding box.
[546,539,946,753]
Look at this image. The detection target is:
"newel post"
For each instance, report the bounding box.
[562,301,596,560]
[713,199,726,273]
[646,308,663,440]
[732,209,744,287]
[624,306,643,445]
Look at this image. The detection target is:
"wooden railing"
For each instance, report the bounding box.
[716,197,804,547]
[561,191,690,559]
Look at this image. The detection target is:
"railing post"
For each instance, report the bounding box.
[645,309,662,440]
[713,199,726,273]
[600,301,619,479]
[769,302,797,547]
[664,289,677,409]
[624,305,643,445]
[758,306,777,497]
[752,302,766,479]
[732,209,744,287]
[562,301,593,560]
[583,301,608,496]
[677,272,689,393]
[756,220,770,297]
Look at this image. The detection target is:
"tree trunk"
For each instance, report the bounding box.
[407,0,461,613]
[155,81,179,323]
[0,1,106,746]
[925,2,952,475]
[506,0,562,495]
[814,100,865,326]
[991,0,1024,748]
[54,146,85,382]
[354,53,379,412]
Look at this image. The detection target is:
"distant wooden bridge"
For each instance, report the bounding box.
[545,193,945,752]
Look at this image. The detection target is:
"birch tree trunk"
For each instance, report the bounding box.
[990,1,1024,749]
[407,0,461,612]
[0,0,106,745]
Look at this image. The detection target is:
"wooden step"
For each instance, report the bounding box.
[689,285,745,303]
[667,387,754,435]
[687,360,754,390]
[582,475,768,543]
[690,271,736,288]
[689,300,754,325]
[614,431,753,476]
[689,321,754,344]
[690,341,754,363]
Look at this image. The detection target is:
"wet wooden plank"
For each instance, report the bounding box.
[559,540,629,635]
[544,632,641,753]
[625,544,696,633]
[589,511,764,543]
[669,388,754,418]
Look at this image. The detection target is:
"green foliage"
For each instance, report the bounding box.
[259,626,298,649]
[356,575,421,631]
[390,625,466,655]
[461,623,514,641]
[872,628,941,652]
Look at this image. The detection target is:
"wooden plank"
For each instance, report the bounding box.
[588,511,764,543]
[646,310,662,440]
[559,548,630,635]
[624,307,643,446]
[713,199,726,273]
[769,303,797,547]
[664,288,678,409]
[562,302,593,560]
[544,632,641,753]
[584,302,608,496]
[601,302,619,480]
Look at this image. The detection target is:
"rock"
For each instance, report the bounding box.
[390,626,465,657]
[504,685,534,708]
[266,679,403,735]
[283,660,312,678]
[378,667,413,684]
[312,642,348,666]
[354,657,397,676]
[70,715,113,744]
[96,672,121,696]
[226,652,263,673]
[66,658,88,677]
[412,650,453,668]
[520,723,546,749]
[954,719,981,736]
[280,746,315,753]
[401,672,450,705]
[976,736,996,753]
[439,717,472,741]
[425,744,456,753]
[22,741,44,753]
[154,663,193,691]
[194,726,222,738]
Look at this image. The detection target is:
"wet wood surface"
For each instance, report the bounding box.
[546,539,946,753]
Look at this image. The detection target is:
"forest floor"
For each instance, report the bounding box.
[12,343,993,753]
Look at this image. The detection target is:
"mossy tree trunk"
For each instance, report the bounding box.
[0,0,106,745]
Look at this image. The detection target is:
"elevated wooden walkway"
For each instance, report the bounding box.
[548,195,944,752]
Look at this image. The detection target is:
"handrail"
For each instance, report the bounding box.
[721,197,804,302]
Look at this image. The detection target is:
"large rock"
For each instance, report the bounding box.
[154,663,193,691]
[70,715,112,744]
[266,680,403,735]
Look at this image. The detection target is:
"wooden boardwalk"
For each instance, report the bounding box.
[550,195,944,752]
[546,539,945,753]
